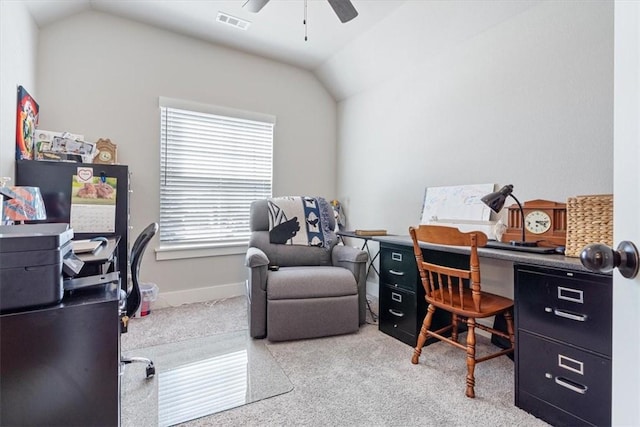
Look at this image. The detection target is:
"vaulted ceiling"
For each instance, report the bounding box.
[25,0,405,71]
[24,1,541,100]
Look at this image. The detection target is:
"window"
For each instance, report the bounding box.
[159,97,274,253]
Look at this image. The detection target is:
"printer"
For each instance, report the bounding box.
[0,223,74,312]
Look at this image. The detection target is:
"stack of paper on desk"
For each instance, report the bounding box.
[72,239,102,254]
[355,229,387,236]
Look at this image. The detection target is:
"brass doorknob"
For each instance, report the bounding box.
[580,241,639,279]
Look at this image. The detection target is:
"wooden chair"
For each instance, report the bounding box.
[409,225,515,398]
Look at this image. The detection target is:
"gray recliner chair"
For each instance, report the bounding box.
[245,197,368,341]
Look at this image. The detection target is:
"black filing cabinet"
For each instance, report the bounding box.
[378,243,457,347]
[515,264,612,426]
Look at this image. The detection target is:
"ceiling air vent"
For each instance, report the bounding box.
[216,12,251,30]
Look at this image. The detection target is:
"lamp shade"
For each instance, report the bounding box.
[3,186,47,222]
[481,184,536,247]
[481,184,514,214]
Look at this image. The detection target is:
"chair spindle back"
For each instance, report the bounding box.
[409,225,487,313]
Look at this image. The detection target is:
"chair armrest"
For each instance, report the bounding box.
[332,245,368,325]
[245,246,269,268]
[245,246,269,338]
[332,244,368,265]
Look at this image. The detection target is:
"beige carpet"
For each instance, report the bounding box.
[121,296,549,426]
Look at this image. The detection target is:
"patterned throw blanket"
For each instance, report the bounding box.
[267,196,332,248]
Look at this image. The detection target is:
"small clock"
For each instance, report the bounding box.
[93,138,117,165]
[524,210,552,234]
[502,199,567,247]
[98,150,112,162]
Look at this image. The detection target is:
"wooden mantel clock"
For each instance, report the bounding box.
[502,199,567,247]
[93,138,117,165]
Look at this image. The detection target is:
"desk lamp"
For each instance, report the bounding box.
[481,184,536,247]
[2,186,47,224]
[0,180,16,226]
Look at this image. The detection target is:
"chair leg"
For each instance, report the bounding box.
[451,313,459,342]
[465,317,477,398]
[412,304,435,364]
[504,310,515,351]
[121,356,156,379]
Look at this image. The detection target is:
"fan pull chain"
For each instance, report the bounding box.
[303,0,308,41]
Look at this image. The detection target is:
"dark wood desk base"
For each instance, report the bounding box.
[0,284,121,426]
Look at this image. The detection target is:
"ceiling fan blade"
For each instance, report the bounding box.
[243,0,271,13]
[326,0,358,23]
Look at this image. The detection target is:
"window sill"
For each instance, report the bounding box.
[155,243,248,260]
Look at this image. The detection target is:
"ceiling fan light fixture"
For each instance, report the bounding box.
[216,12,251,30]
[243,0,358,24]
[243,0,270,13]
[327,0,358,23]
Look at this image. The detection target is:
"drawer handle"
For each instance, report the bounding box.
[391,292,402,303]
[388,309,404,318]
[389,269,405,276]
[554,376,588,394]
[551,308,588,322]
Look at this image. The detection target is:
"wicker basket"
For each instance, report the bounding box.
[565,194,613,257]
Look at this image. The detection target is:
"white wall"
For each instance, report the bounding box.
[317,0,541,101]
[334,1,613,235]
[33,11,337,305]
[328,1,613,299]
[0,1,39,179]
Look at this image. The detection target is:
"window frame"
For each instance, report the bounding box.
[157,97,274,260]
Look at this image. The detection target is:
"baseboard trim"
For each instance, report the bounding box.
[153,281,245,309]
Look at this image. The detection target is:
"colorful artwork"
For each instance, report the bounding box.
[16,86,40,160]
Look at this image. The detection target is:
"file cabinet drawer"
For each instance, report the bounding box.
[379,284,417,346]
[515,264,612,426]
[516,266,612,356]
[380,246,417,291]
[378,243,453,348]
[517,331,611,427]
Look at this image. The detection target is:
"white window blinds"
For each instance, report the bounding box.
[159,98,273,247]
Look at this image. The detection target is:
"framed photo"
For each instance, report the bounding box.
[35,130,87,161]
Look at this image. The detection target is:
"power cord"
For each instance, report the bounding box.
[366,297,378,325]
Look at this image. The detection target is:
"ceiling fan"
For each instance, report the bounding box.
[242,0,359,23]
